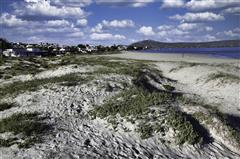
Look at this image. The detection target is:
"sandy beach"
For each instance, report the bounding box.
[0,54,240,158]
[106,51,240,63]
[106,51,240,117]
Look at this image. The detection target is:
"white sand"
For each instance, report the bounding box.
[1,54,240,158]
[106,51,240,63]
[107,51,240,117]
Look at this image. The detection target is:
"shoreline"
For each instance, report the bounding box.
[105,51,240,64]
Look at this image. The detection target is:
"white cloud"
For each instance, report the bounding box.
[67,31,84,37]
[204,34,217,41]
[91,23,103,33]
[91,19,135,33]
[131,0,155,7]
[137,26,155,36]
[178,23,199,30]
[223,7,240,15]
[170,12,224,22]
[90,33,126,40]
[161,0,185,8]
[95,0,154,7]
[52,0,93,7]
[205,26,213,31]
[186,0,239,11]
[158,29,188,37]
[157,25,174,31]
[223,28,240,37]
[0,13,28,27]
[17,0,86,18]
[102,19,135,28]
[47,20,70,27]
[76,19,88,26]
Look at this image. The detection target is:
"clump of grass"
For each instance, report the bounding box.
[0,103,16,111]
[0,74,93,98]
[206,72,240,83]
[163,84,175,91]
[180,95,240,146]
[169,62,201,73]
[0,112,52,148]
[90,86,203,145]
[0,57,6,66]
[167,108,203,145]
[136,122,154,139]
[90,87,175,118]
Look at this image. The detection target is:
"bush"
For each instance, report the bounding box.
[0,112,52,148]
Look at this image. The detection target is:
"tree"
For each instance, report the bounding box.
[0,38,11,50]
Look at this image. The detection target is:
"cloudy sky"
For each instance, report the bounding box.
[0,0,239,45]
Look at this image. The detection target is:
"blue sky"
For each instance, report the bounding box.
[0,0,239,45]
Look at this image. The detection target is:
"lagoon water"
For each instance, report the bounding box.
[138,47,240,59]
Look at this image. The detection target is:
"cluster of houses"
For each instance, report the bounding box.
[0,40,127,57]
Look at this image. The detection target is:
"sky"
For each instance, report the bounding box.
[0,0,239,45]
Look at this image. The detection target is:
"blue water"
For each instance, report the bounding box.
[137,47,240,59]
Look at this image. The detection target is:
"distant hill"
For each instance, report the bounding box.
[128,40,240,49]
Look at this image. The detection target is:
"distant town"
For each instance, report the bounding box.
[1,38,239,58]
[0,38,128,57]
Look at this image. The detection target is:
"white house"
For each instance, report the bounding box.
[78,47,87,53]
[3,49,18,57]
[26,48,41,52]
[59,48,66,54]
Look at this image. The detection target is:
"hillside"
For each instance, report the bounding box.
[129,40,240,49]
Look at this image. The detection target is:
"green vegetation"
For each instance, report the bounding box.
[0,103,16,111]
[181,95,240,146]
[163,84,175,91]
[3,57,55,77]
[0,113,52,148]
[0,73,93,98]
[90,86,203,145]
[169,62,202,73]
[206,72,240,83]
[167,108,202,145]
[90,87,174,118]
[136,122,154,139]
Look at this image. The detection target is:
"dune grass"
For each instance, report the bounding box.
[0,103,16,111]
[206,72,240,83]
[0,73,93,98]
[0,112,52,148]
[90,85,203,145]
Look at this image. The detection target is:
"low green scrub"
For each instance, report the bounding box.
[90,87,174,118]
[0,57,6,66]
[136,122,154,139]
[0,74,93,98]
[167,108,202,145]
[169,62,201,72]
[163,84,175,91]
[0,112,52,148]
[90,86,203,145]
[2,58,53,77]
[206,72,240,83]
[181,95,240,145]
[0,103,16,111]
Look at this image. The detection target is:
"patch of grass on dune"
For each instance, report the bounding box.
[206,72,240,83]
[181,95,240,146]
[0,73,93,98]
[0,112,52,148]
[0,103,16,111]
[167,108,203,145]
[90,86,203,145]
[1,58,54,78]
[0,57,6,66]
[90,87,174,118]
